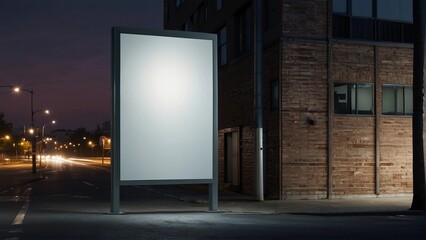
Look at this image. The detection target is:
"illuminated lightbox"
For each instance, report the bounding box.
[112,28,217,183]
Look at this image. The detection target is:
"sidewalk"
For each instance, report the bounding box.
[147,185,417,215]
[218,195,415,215]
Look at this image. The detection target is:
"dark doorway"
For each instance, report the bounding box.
[225,131,240,191]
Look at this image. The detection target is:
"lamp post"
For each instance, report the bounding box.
[40,120,56,166]
[14,87,50,174]
[0,85,19,91]
[0,135,10,160]
[13,143,17,160]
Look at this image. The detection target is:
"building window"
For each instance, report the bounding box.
[216,0,222,11]
[332,0,413,43]
[176,0,182,7]
[204,1,208,21]
[218,26,227,66]
[333,0,347,14]
[265,0,280,30]
[377,0,412,22]
[382,85,413,115]
[165,4,170,21]
[352,0,373,18]
[235,5,252,57]
[334,83,374,115]
[197,1,208,23]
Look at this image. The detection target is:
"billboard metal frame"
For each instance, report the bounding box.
[111,27,218,214]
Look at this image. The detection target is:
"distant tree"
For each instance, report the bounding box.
[0,112,13,153]
[411,0,426,211]
[69,128,90,143]
[67,128,91,156]
[0,112,12,133]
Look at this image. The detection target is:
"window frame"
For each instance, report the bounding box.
[264,0,280,31]
[382,84,413,116]
[218,25,227,67]
[216,0,222,11]
[270,80,279,111]
[334,83,374,115]
[234,4,253,57]
[332,0,413,43]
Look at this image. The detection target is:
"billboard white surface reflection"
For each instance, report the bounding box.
[119,33,214,181]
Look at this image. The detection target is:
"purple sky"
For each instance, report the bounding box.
[0,0,163,131]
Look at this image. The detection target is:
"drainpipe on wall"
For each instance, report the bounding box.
[254,0,264,201]
[326,0,333,199]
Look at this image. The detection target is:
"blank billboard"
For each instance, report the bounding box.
[117,31,215,181]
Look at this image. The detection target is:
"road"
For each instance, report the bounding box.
[0,157,425,240]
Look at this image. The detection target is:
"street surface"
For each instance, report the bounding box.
[0,157,425,240]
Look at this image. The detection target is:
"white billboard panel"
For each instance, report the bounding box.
[119,32,214,181]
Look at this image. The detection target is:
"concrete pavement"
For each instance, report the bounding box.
[138,185,416,215]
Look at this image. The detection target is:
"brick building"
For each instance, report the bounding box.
[164,0,413,199]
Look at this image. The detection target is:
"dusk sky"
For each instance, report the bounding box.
[0,0,163,131]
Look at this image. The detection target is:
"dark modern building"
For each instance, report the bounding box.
[164,0,413,200]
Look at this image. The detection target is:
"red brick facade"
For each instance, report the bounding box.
[165,0,413,200]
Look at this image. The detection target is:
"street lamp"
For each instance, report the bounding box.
[0,135,10,142]
[14,87,50,174]
[0,85,17,91]
[0,135,11,160]
[40,120,56,166]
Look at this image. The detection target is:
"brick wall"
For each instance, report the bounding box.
[165,0,414,199]
[264,43,281,199]
[218,129,225,190]
[331,43,376,196]
[217,126,255,195]
[282,0,328,39]
[240,127,255,194]
[380,118,413,194]
[378,47,413,84]
[330,44,413,197]
[217,43,280,197]
[332,44,375,83]
[332,116,376,195]
[378,47,413,195]
[281,41,328,199]
[218,56,254,129]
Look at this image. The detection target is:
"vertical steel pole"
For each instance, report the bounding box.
[30,90,36,174]
[209,30,219,212]
[102,139,105,164]
[254,0,264,201]
[111,27,120,214]
[40,126,45,167]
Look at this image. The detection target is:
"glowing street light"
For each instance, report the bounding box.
[0,135,11,160]
[1,135,11,141]
[13,86,51,174]
[40,120,56,166]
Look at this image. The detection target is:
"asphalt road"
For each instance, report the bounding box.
[0,158,425,240]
